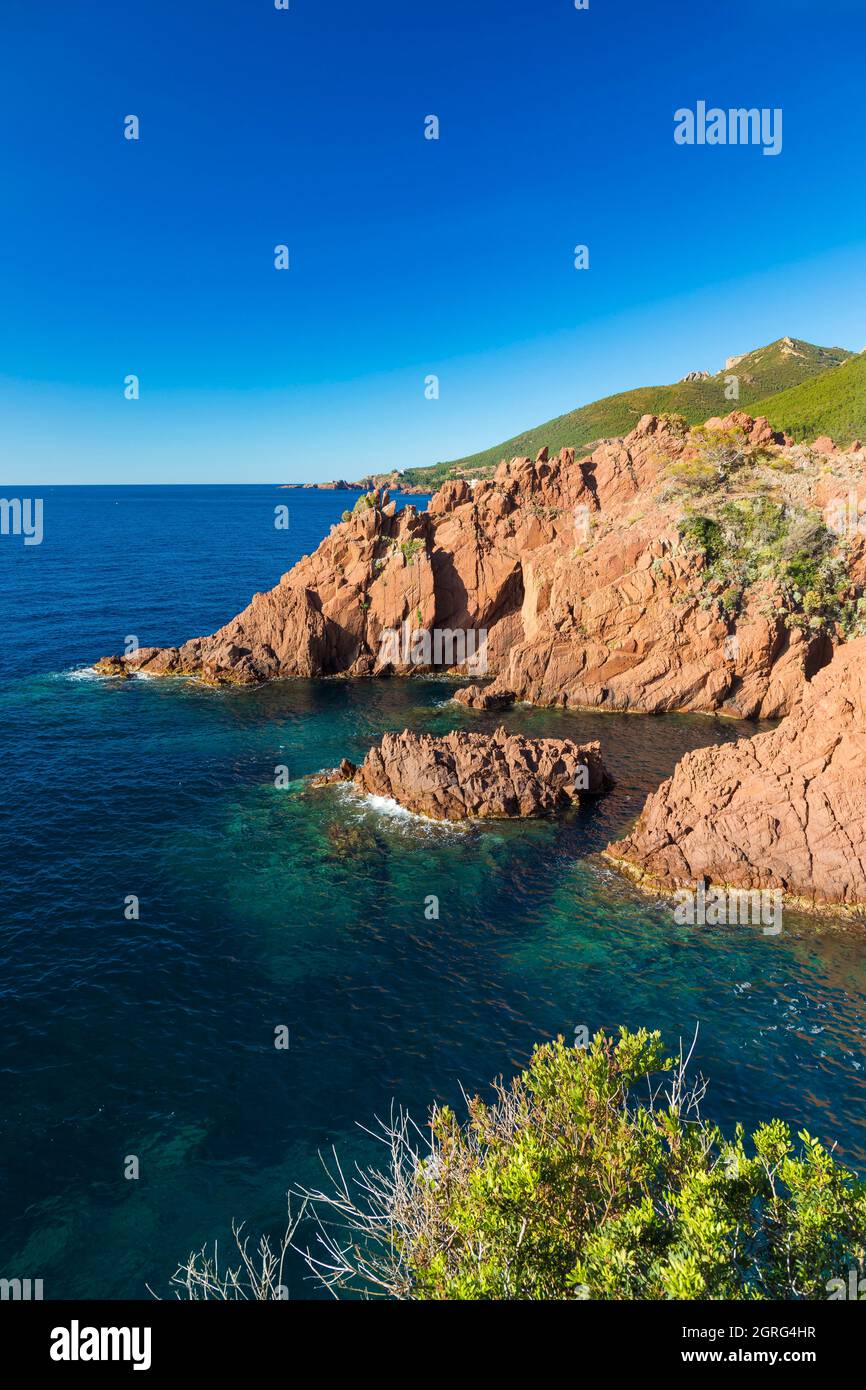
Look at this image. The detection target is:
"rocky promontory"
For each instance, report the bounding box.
[606,638,866,914]
[94,412,865,719]
[312,727,611,821]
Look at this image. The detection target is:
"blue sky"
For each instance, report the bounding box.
[2,0,865,484]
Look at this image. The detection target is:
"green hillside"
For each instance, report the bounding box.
[751,349,866,445]
[401,338,853,488]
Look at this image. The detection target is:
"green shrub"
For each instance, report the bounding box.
[665,460,719,495]
[679,514,724,566]
[691,426,770,482]
[297,1029,866,1300]
[658,412,690,436]
[400,538,424,565]
[678,496,856,633]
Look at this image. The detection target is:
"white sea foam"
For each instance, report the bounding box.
[363,793,417,821]
[62,666,100,682]
[63,664,162,684]
[335,782,468,834]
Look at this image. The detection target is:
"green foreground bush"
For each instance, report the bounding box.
[298,1029,866,1300]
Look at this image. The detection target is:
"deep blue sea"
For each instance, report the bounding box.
[2,485,866,1299]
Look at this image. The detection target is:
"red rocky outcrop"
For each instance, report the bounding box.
[605,639,866,914]
[94,414,855,716]
[312,726,611,821]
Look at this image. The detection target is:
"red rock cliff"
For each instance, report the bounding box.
[95,413,863,718]
[606,638,866,914]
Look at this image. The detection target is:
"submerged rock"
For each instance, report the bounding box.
[313,727,611,821]
[605,638,866,915]
[323,815,383,861]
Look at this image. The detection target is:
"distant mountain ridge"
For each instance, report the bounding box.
[398,336,855,488]
[309,337,861,493]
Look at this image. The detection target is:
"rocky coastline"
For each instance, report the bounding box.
[94,410,866,912]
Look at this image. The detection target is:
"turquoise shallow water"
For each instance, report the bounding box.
[2,487,866,1299]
